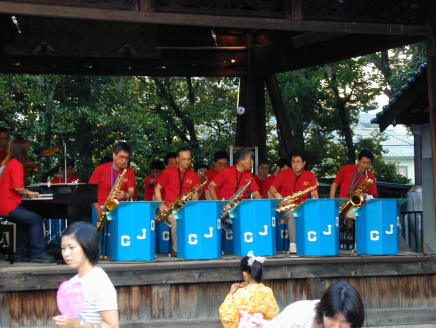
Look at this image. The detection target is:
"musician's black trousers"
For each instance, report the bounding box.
[6,206,46,258]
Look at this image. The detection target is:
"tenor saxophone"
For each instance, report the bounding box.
[220,177,253,226]
[339,177,375,217]
[155,179,208,224]
[276,184,318,213]
[96,168,127,232]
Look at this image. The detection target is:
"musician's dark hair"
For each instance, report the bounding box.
[164,152,177,165]
[9,137,30,163]
[240,256,263,283]
[314,282,365,328]
[235,149,253,164]
[150,160,165,171]
[277,158,290,169]
[0,127,9,134]
[291,151,307,163]
[177,146,193,158]
[214,151,229,162]
[62,222,99,265]
[113,142,131,155]
[358,149,373,162]
[258,161,270,167]
[195,162,209,170]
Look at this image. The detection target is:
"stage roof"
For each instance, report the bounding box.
[0,0,428,76]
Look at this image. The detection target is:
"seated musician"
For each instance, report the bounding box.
[0,137,54,263]
[89,142,136,219]
[0,127,9,165]
[50,160,81,183]
[143,160,165,201]
[329,149,378,219]
[264,158,290,198]
[269,152,318,254]
[154,146,200,257]
[208,149,261,201]
[204,151,229,200]
[254,161,270,198]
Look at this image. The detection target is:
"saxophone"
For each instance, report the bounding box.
[276,184,318,213]
[220,177,253,226]
[339,177,375,217]
[155,179,208,224]
[96,168,127,232]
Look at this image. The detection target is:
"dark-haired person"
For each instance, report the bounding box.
[164,152,177,168]
[329,149,378,219]
[203,151,229,200]
[208,149,261,201]
[219,251,279,328]
[154,146,200,256]
[269,152,318,253]
[265,281,365,328]
[254,161,270,198]
[89,142,136,219]
[0,127,9,163]
[195,163,209,200]
[143,160,165,201]
[51,160,81,183]
[0,137,54,263]
[264,158,290,198]
[53,222,119,328]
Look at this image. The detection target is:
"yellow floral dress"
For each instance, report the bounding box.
[219,283,279,328]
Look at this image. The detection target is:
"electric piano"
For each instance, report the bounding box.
[22,183,97,221]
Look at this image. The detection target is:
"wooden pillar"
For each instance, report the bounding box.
[426,2,436,213]
[265,74,294,159]
[235,32,267,162]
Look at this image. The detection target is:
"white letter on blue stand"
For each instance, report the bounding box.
[244,232,254,243]
[204,227,214,238]
[308,231,317,242]
[281,229,288,239]
[322,225,332,235]
[151,220,155,231]
[188,234,198,245]
[370,230,380,241]
[225,229,233,240]
[121,235,131,246]
[137,228,147,240]
[385,224,394,235]
[259,225,268,236]
[163,231,170,241]
[272,216,276,227]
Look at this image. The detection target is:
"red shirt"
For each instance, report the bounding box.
[334,164,378,198]
[0,148,7,164]
[0,158,24,215]
[262,174,276,198]
[88,162,136,205]
[144,174,158,201]
[157,165,200,204]
[272,169,318,201]
[211,165,259,200]
[51,175,81,183]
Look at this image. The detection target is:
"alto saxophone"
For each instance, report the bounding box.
[339,177,375,217]
[276,184,318,213]
[155,179,208,224]
[96,168,127,232]
[220,177,253,226]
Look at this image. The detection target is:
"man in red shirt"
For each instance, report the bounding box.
[143,160,165,201]
[89,142,136,219]
[208,149,261,201]
[269,152,318,253]
[50,160,81,183]
[0,137,54,263]
[263,158,290,198]
[329,149,378,218]
[204,151,229,200]
[0,127,9,164]
[254,161,270,198]
[154,146,200,256]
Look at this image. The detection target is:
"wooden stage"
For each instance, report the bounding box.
[0,252,435,328]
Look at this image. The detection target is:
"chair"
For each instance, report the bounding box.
[0,217,15,264]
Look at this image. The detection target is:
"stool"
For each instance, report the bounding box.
[0,217,15,264]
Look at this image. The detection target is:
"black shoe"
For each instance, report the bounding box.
[30,253,55,263]
[15,255,30,262]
